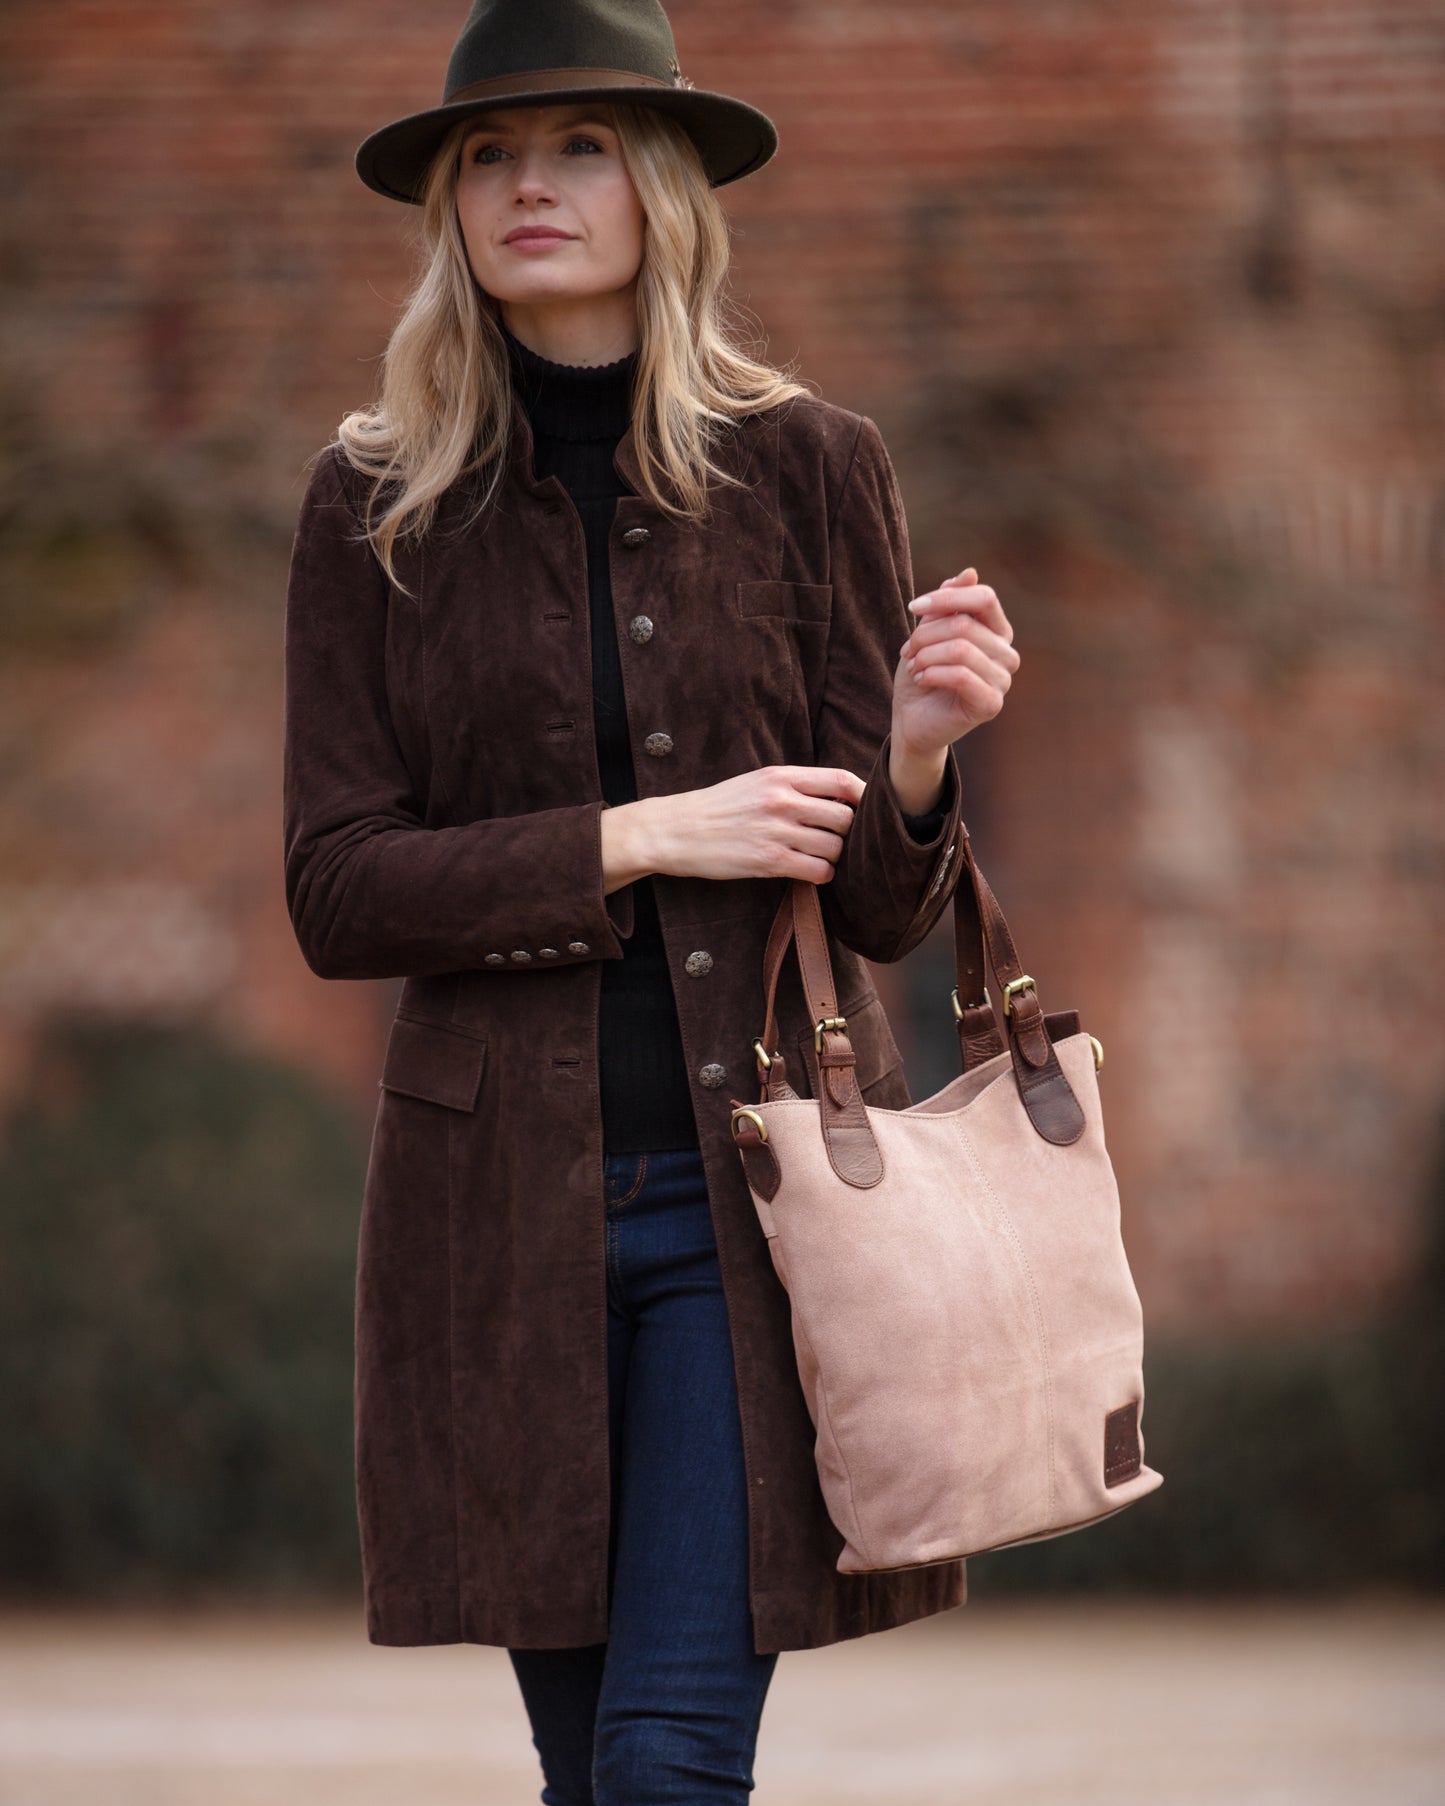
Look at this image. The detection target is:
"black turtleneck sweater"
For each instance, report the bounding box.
[502,323,947,1153]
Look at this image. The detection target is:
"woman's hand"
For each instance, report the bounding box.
[892,566,1020,762]
[600,765,867,892]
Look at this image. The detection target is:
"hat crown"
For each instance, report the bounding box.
[443,0,681,104]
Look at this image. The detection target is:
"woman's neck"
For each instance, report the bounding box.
[498,302,639,369]
[503,321,638,443]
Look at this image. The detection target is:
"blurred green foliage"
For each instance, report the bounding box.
[0,1014,364,1599]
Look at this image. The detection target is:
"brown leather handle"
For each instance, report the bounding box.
[757,836,998,1076]
[755,832,1087,1148]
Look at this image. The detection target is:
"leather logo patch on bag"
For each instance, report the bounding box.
[1104,1400,1142,1487]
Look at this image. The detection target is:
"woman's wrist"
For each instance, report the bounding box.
[599,796,666,893]
[887,735,949,816]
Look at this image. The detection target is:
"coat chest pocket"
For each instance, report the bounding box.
[735,580,832,624]
[379,1012,488,1111]
[731,582,832,751]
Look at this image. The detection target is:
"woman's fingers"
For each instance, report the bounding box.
[909,635,1015,696]
[911,657,1009,716]
[789,823,849,864]
[904,568,1019,674]
[910,618,1019,673]
[907,576,1014,646]
[786,764,867,807]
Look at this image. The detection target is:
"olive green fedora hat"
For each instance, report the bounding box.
[355,0,779,204]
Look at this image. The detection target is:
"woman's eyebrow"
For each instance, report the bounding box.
[465,114,615,139]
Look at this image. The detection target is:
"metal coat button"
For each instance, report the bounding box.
[509,949,533,963]
[538,947,560,959]
[484,953,507,965]
[567,940,590,955]
[684,950,714,977]
[628,614,654,643]
[698,1063,727,1089]
[643,732,673,756]
[621,526,652,547]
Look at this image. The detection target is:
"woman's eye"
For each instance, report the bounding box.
[471,137,603,163]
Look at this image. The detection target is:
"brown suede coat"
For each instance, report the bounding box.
[281,387,969,1653]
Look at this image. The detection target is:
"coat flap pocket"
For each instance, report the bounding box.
[735,580,832,623]
[380,1014,488,1112]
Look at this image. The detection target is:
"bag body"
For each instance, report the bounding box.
[729,836,1163,1573]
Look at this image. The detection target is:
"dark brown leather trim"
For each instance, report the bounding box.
[1104,1399,1142,1487]
[754,845,1092,1160]
[729,1103,781,1202]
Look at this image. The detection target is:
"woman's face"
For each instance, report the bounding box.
[455,103,646,352]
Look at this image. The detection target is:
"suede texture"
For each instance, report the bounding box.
[282,389,969,1653]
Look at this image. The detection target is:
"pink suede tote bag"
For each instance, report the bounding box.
[729,831,1163,1573]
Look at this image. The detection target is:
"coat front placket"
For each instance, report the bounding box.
[486,406,793,1653]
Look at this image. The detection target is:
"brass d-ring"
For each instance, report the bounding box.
[730,1107,768,1142]
[1089,1034,1104,1072]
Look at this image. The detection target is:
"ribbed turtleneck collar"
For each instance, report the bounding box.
[503,322,638,443]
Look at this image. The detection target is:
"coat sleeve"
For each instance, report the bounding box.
[282,446,635,982]
[813,415,966,965]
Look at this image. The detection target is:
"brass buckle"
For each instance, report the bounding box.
[730,1107,768,1142]
[1002,975,1036,1017]
[813,1015,847,1052]
[752,1038,773,1071]
[950,985,992,1020]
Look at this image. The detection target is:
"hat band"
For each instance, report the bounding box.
[446,67,676,107]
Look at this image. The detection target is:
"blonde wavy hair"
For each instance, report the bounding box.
[331,100,814,593]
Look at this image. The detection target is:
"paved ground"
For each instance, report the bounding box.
[0,1596,1440,1804]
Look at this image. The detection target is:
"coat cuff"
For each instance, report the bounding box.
[288,797,635,981]
[820,731,966,963]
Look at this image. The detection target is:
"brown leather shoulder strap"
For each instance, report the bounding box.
[791,880,884,1187]
[750,838,1086,1153]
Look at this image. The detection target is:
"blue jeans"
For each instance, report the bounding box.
[508,1143,779,1805]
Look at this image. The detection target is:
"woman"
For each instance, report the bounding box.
[283,2,1019,1800]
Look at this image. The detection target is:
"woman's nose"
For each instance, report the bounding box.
[511,148,558,203]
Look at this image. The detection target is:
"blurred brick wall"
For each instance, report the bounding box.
[2,1,1442,1332]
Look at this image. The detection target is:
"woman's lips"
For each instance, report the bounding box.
[505,232,573,251]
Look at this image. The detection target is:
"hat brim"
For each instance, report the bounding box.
[355,85,778,204]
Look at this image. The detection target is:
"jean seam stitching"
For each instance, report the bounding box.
[607,1150,648,1207]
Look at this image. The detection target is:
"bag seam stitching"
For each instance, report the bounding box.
[790,1303,875,1570]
